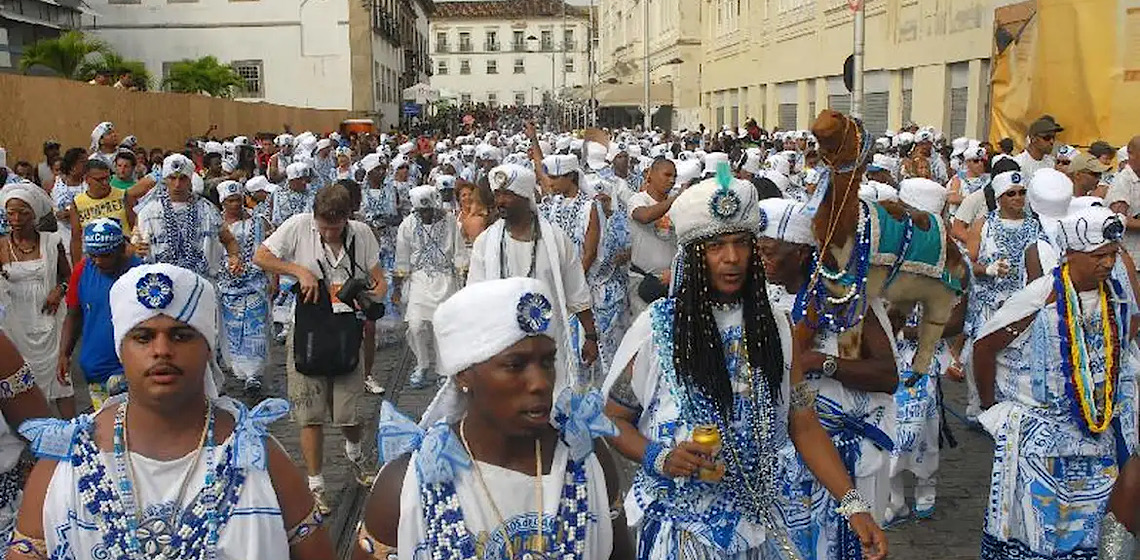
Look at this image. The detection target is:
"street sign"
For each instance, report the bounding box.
[843,55,855,93]
[402,102,421,117]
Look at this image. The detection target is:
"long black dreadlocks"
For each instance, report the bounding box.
[672,237,785,421]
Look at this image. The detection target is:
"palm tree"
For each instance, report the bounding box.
[18,31,111,79]
[78,52,153,90]
[163,56,246,97]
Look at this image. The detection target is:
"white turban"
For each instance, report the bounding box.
[360,153,383,174]
[245,175,274,194]
[420,277,560,427]
[488,163,538,205]
[898,178,948,215]
[991,170,1028,198]
[216,180,244,202]
[90,121,114,151]
[1,182,53,220]
[110,263,219,398]
[162,154,195,179]
[409,185,441,209]
[204,141,224,156]
[668,175,760,247]
[285,161,312,181]
[542,154,580,177]
[1057,205,1124,255]
[758,197,815,246]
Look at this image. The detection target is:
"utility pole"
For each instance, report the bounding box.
[642,0,650,130]
[588,0,597,126]
[850,0,865,118]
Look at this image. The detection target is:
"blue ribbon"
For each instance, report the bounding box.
[550,388,619,463]
[414,422,473,485]
[20,416,92,461]
[231,397,290,470]
[375,400,425,465]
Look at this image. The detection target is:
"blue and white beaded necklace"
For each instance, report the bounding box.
[158,195,207,275]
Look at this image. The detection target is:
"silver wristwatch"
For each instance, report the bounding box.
[822,355,838,377]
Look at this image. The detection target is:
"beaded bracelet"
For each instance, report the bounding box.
[642,441,672,477]
[789,381,818,411]
[835,489,872,520]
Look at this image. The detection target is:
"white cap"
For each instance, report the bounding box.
[360,153,383,174]
[542,154,580,177]
[584,141,608,170]
[203,141,224,156]
[216,180,244,202]
[702,152,730,177]
[668,175,760,246]
[409,185,441,209]
[245,175,275,194]
[1057,205,1124,254]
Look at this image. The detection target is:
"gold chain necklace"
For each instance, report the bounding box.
[459,418,546,559]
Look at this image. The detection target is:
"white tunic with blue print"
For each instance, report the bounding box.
[979,279,1139,560]
[24,398,292,560]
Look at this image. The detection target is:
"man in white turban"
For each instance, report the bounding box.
[393,185,460,390]
[358,277,628,559]
[88,122,119,167]
[467,164,598,387]
[973,205,1139,560]
[12,263,335,560]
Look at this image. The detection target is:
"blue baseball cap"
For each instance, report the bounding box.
[83,218,125,255]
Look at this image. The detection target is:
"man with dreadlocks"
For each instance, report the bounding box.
[602,171,887,559]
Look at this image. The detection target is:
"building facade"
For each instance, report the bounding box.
[430,0,591,108]
[596,0,703,129]
[699,0,996,137]
[82,0,430,128]
[0,0,83,71]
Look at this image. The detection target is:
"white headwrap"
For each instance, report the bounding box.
[702,152,729,177]
[757,198,815,246]
[162,154,195,179]
[285,161,312,181]
[409,185,441,209]
[90,121,114,152]
[1,182,53,220]
[990,170,1027,198]
[542,154,580,177]
[488,163,538,205]
[898,177,948,215]
[419,277,560,427]
[204,141,224,156]
[583,141,608,171]
[1056,205,1124,255]
[216,180,244,202]
[245,175,274,194]
[110,263,220,398]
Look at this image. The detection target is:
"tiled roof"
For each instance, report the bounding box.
[433,0,590,20]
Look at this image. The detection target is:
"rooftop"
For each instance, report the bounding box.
[432,0,590,20]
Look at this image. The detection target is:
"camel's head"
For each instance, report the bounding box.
[811,110,859,168]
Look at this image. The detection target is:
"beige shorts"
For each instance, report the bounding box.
[285,331,363,427]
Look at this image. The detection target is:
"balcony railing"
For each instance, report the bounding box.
[458,41,473,52]
[485,41,500,51]
[540,40,554,51]
[563,40,577,51]
[435,43,449,53]
[512,41,527,51]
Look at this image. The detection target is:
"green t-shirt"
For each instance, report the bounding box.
[110,177,133,190]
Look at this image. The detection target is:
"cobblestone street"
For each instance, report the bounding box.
[241,331,994,559]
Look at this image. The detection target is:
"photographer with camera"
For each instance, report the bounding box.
[254,182,386,515]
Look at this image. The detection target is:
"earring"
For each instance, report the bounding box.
[460,385,470,394]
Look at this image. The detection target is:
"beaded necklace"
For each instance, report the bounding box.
[499,217,539,279]
[158,196,206,275]
[411,215,451,275]
[418,438,590,560]
[1054,264,1124,435]
[70,400,241,560]
[792,201,872,332]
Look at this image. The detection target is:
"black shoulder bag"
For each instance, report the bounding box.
[291,235,364,377]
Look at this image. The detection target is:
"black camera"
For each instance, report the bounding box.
[337,278,386,321]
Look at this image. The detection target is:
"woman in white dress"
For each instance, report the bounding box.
[355,277,632,560]
[0,184,73,418]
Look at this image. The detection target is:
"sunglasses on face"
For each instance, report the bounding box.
[968,158,984,163]
[1003,189,1027,198]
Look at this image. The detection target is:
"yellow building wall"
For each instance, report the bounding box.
[699,0,996,136]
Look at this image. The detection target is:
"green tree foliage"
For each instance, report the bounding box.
[78,52,153,90]
[162,56,246,97]
[18,31,111,79]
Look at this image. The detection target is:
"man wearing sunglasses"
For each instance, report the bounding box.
[1068,153,1110,198]
[1107,136,1140,271]
[1014,116,1063,178]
